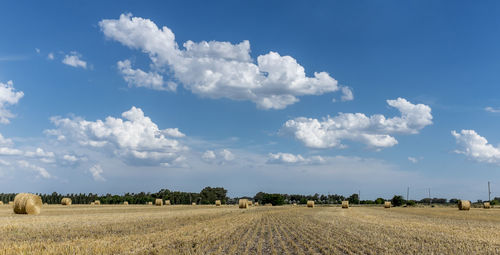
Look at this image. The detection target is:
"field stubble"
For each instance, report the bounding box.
[1,204,500,254]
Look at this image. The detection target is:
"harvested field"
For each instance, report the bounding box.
[1,205,500,254]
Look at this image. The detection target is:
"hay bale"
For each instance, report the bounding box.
[215,200,221,206]
[265,203,273,206]
[155,199,163,206]
[384,201,391,208]
[0,201,3,205]
[458,200,471,210]
[61,197,72,205]
[342,201,349,209]
[123,201,129,205]
[147,201,153,205]
[239,199,248,209]
[165,200,171,205]
[90,202,95,205]
[292,203,297,206]
[9,201,13,205]
[43,203,48,206]
[307,200,315,208]
[13,193,42,215]
[254,202,259,206]
[484,202,491,209]
[192,202,196,206]
[94,200,101,205]
[247,201,253,206]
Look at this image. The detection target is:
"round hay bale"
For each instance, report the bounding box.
[147,201,153,205]
[247,201,253,206]
[165,200,171,205]
[384,201,391,208]
[292,203,297,206]
[192,202,196,206]
[458,200,470,210]
[254,202,259,206]
[123,201,129,205]
[0,201,3,205]
[8,201,13,205]
[239,199,248,209]
[61,197,72,205]
[484,202,491,209]
[307,200,315,208]
[43,203,48,206]
[265,203,273,206]
[13,193,42,215]
[90,202,95,205]
[215,200,221,206]
[94,200,101,205]
[342,201,349,209]
[155,199,163,206]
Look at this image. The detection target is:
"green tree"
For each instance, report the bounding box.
[391,195,405,207]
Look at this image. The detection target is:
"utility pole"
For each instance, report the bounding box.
[488,181,491,202]
[428,188,431,206]
[407,186,409,202]
[358,190,361,205]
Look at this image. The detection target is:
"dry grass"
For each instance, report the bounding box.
[1,205,500,254]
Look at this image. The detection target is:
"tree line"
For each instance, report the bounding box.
[1,188,498,206]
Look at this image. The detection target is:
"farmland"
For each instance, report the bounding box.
[1,204,500,254]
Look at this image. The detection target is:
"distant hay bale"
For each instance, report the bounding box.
[13,193,42,215]
[484,202,491,209]
[123,201,129,205]
[265,203,273,206]
[247,201,253,206]
[342,201,349,209]
[0,201,3,205]
[43,203,48,206]
[192,202,196,206]
[61,197,72,205]
[254,202,259,206]
[147,202,153,205]
[458,200,470,210]
[90,202,95,205]
[215,200,221,206]
[292,203,297,206]
[155,199,163,206]
[384,201,391,208]
[239,199,248,209]
[94,200,101,205]
[307,200,315,208]
[165,200,171,205]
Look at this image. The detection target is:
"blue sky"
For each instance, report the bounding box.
[1,1,500,200]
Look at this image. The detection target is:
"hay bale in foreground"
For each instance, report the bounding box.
[165,200,171,205]
[94,200,101,205]
[215,200,221,206]
[342,201,349,209]
[13,193,42,215]
[123,201,129,205]
[384,201,391,208]
[61,197,72,205]
[155,199,163,206]
[307,200,315,208]
[239,199,248,209]
[484,202,491,209]
[458,200,470,210]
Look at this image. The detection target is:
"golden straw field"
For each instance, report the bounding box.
[1,204,500,254]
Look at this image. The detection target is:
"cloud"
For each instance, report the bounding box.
[282,98,432,149]
[267,152,325,164]
[340,86,354,101]
[0,80,24,124]
[45,106,187,165]
[0,147,23,156]
[201,149,234,163]
[47,53,54,60]
[408,157,418,163]
[62,52,87,69]
[99,13,344,109]
[18,160,51,179]
[35,48,40,54]
[452,129,500,164]
[89,164,105,181]
[485,106,500,113]
[117,59,176,91]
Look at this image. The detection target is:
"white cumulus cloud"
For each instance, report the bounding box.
[282,98,432,149]
[18,160,51,179]
[267,152,325,164]
[89,164,105,181]
[202,149,234,163]
[45,106,187,165]
[408,157,418,163]
[117,59,176,91]
[452,129,500,164]
[0,80,24,124]
[99,13,344,109]
[485,106,500,113]
[62,52,87,69]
